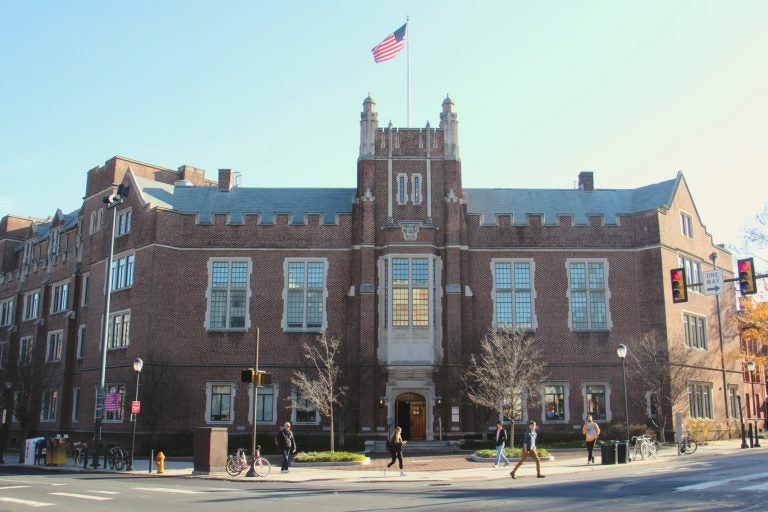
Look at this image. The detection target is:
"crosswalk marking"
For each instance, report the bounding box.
[133,486,204,494]
[49,492,113,501]
[0,485,31,490]
[676,471,768,491]
[0,496,54,507]
[741,482,768,491]
[88,490,121,494]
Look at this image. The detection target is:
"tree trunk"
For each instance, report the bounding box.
[330,413,335,452]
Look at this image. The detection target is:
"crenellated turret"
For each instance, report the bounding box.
[439,95,459,160]
[359,95,378,159]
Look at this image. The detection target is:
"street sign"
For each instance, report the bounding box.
[131,401,141,414]
[703,269,724,296]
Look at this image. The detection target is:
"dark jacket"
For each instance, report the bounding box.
[494,428,507,446]
[277,428,296,451]
[389,435,405,454]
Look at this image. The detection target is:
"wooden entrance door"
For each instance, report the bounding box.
[396,392,426,440]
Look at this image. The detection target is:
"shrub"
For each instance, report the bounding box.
[474,447,551,459]
[294,451,367,463]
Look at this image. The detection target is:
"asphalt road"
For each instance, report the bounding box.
[1,450,765,511]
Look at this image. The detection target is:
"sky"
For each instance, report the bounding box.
[1,0,767,266]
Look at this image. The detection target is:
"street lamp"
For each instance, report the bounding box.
[128,357,143,471]
[617,344,629,442]
[747,361,761,448]
[92,184,129,468]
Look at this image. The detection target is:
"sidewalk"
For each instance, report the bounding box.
[4,439,758,483]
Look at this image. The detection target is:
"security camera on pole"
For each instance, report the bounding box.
[92,184,129,468]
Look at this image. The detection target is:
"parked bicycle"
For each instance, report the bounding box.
[226,446,271,477]
[72,442,88,468]
[106,445,128,470]
[678,432,697,455]
[630,434,657,460]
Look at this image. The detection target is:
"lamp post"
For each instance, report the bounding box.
[92,184,129,468]
[617,344,629,442]
[737,394,747,449]
[0,381,13,464]
[747,361,761,448]
[128,357,143,471]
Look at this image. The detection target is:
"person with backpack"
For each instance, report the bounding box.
[276,421,297,473]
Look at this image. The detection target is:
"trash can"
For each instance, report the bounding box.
[616,440,629,464]
[600,441,618,464]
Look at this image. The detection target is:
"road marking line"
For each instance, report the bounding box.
[50,483,67,486]
[0,478,36,484]
[0,496,54,507]
[676,471,768,491]
[49,492,113,501]
[88,490,121,494]
[740,482,768,491]
[0,485,32,490]
[133,486,204,494]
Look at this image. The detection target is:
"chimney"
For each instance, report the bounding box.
[578,171,594,192]
[178,164,206,185]
[218,169,233,192]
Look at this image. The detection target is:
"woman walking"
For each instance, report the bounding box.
[384,426,407,476]
[582,415,601,464]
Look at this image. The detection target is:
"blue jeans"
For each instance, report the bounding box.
[495,444,510,465]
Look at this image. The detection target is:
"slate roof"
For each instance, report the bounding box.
[135,175,356,224]
[464,176,678,226]
[135,172,679,226]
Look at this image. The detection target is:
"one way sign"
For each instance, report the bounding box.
[703,269,724,296]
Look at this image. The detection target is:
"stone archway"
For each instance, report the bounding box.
[395,392,426,440]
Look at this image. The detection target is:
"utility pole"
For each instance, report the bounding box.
[245,328,259,477]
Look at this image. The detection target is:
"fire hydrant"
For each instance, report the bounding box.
[155,451,165,474]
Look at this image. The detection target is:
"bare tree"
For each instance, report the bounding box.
[463,330,547,448]
[291,333,347,452]
[741,205,768,248]
[7,336,49,462]
[627,331,698,442]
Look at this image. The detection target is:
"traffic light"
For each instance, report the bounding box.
[256,371,273,387]
[670,267,688,303]
[737,258,757,296]
[241,368,255,383]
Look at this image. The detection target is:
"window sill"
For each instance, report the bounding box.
[206,328,249,333]
[206,420,233,425]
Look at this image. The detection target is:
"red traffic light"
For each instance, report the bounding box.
[737,258,756,296]
[670,267,688,303]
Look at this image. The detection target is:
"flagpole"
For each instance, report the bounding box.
[406,16,411,128]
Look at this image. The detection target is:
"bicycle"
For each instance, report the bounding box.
[631,434,657,460]
[677,432,697,455]
[226,446,271,477]
[72,442,88,468]
[106,445,126,470]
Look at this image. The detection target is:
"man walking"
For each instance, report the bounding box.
[493,421,510,468]
[277,421,297,473]
[510,420,545,479]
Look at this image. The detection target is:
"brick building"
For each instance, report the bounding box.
[0,96,744,450]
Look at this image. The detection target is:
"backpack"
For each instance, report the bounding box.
[274,431,281,447]
[385,439,393,449]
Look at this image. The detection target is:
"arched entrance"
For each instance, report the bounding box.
[395,392,426,440]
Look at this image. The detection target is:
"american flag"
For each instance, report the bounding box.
[371,23,407,63]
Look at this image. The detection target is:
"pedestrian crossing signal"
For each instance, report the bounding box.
[670,268,688,303]
[737,258,757,296]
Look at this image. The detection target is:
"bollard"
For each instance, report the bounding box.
[149,448,154,473]
[155,451,165,474]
